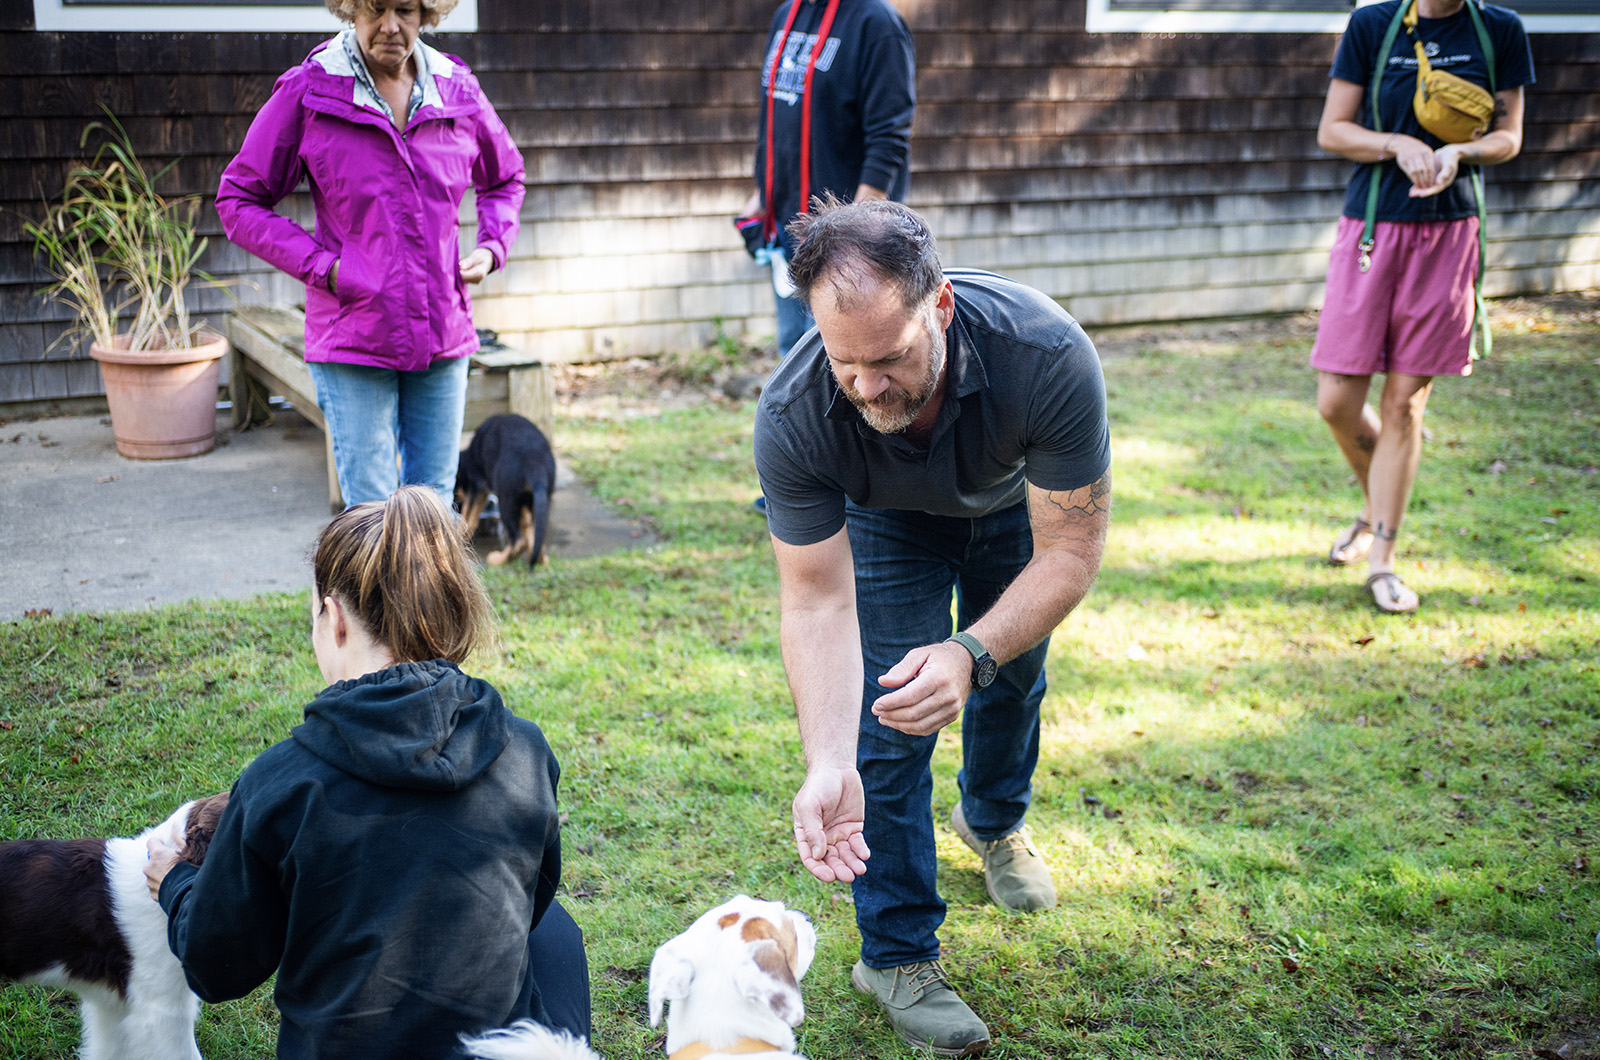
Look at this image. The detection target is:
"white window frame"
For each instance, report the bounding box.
[32,0,477,33]
[1085,0,1600,33]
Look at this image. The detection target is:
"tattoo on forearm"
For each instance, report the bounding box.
[1044,473,1112,519]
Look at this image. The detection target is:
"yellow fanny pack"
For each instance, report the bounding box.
[1405,0,1495,143]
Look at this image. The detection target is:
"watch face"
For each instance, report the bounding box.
[974,656,999,689]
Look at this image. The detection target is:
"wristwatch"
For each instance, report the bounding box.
[946,631,998,689]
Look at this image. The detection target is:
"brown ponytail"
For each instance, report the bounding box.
[312,486,493,664]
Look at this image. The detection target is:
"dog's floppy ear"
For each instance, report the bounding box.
[647,936,697,1028]
[732,914,807,1027]
[785,909,817,983]
[182,791,231,867]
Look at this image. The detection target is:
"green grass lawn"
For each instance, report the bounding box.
[2,301,1597,1059]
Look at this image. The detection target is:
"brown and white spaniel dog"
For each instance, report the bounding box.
[0,792,229,1060]
[464,894,816,1060]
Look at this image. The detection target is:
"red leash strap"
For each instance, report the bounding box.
[762,0,843,243]
[762,0,804,243]
[798,0,843,225]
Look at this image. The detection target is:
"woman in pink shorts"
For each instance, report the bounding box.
[1312,0,1533,613]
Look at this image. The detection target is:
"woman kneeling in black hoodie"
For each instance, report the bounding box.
[145,486,589,1059]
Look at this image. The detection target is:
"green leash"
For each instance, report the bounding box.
[1360,0,1496,359]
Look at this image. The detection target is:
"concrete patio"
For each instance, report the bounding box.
[0,407,650,622]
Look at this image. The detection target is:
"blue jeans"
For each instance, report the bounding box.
[846,500,1049,969]
[774,288,814,358]
[526,899,592,1041]
[306,356,470,507]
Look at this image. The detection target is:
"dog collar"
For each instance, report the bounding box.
[669,1039,785,1060]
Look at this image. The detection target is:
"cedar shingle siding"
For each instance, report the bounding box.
[2,0,1596,406]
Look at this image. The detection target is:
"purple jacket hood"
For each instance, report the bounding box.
[216,34,525,371]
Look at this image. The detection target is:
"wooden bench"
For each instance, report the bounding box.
[226,305,554,512]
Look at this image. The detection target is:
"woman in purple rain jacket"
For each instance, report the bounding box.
[217,0,524,507]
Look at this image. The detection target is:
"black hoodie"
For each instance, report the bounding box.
[753,0,916,252]
[159,661,562,1059]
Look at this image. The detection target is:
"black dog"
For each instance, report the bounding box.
[455,413,557,568]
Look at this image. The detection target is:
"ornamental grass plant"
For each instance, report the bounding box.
[25,110,211,354]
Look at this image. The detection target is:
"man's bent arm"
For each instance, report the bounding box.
[968,475,1110,665]
[773,527,872,882]
[872,474,1111,736]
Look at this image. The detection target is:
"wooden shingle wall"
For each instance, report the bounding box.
[1,0,1596,406]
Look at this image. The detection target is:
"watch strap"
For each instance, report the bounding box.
[946,630,988,663]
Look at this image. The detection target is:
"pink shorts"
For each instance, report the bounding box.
[1310,215,1479,378]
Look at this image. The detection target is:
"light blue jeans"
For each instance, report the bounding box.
[845,499,1050,968]
[306,356,470,507]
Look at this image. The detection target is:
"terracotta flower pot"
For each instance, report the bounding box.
[90,330,228,459]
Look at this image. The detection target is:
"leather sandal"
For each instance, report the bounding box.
[1328,518,1374,566]
[1365,571,1419,614]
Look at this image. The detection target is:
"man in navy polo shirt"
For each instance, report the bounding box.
[755,199,1110,1056]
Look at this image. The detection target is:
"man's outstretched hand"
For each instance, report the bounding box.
[793,765,871,883]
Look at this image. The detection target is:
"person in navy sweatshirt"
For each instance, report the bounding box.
[145,487,589,1059]
[740,0,916,358]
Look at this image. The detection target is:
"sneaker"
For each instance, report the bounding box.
[851,960,990,1057]
[950,802,1057,912]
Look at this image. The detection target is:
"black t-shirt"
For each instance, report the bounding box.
[1331,0,1534,223]
[755,269,1111,547]
[753,0,916,252]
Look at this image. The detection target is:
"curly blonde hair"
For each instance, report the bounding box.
[324,0,459,28]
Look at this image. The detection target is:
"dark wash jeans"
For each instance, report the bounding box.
[845,500,1049,969]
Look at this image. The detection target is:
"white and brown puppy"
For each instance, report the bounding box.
[0,792,229,1060]
[464,894,816,1060]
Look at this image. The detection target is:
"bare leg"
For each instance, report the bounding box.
[1366,372,1435,579]
[1316,371,1381,559]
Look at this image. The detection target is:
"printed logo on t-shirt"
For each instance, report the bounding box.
[761,33,842,104]
[1387,38,1474,70]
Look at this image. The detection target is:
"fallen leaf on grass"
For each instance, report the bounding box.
[1281,956,1301,973]
[1353,635,1375,646]
[0,720,12,731]
[1466,595,1481,607]
[1487,460,1508,475]
[23,608,52,619]
[1461,655,1487,669]
[1533,1045,1572,1060]
[1201,607,1219,619]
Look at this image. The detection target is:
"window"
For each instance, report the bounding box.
[33,0,478,32]
[1086,0,1600,33]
